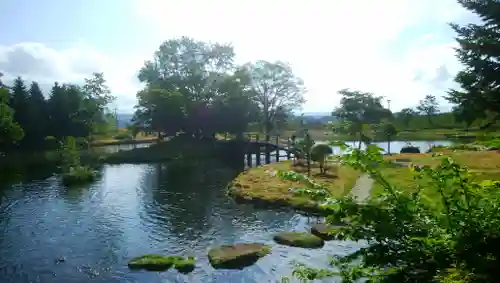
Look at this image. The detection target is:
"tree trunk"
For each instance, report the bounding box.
[387,136,391,155]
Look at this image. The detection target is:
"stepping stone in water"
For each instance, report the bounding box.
[273,232,324,248]
[208,243,271,270]
[310,223,340,241]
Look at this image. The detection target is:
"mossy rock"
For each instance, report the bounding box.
[128,254,196,273]
[273,232,324,248]
[310,224,340,241]
[208,243,271,269]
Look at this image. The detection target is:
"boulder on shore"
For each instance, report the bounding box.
[310,223,339,241]
[273,232,324,248]
[208,243,271,269]
[128,254,195,273]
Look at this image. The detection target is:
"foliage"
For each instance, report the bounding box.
[310,144,333,173]
[400,144,421,153]
[0,74,116,153]
[447,0,500,128]
[0,87,24,147]
[398,108,417,128]
[241,60,306,136]
[61,165,97,186]
[113,132,133,140]
[332,89,391,148]
[57,136,97,186]
[279,142,500,282]
[377,120,398,154]
[134,37,262,139]
[417,94,440,125]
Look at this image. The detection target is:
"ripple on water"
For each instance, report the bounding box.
[0,163,363,283]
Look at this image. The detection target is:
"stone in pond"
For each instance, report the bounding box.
[208,243,271,269]
[128,254,196,273]
[310,223,339,241]
[273,232,324,248]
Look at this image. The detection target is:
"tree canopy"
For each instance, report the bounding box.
[133,37,304,139]
[0,73,116,153]
[447,0,500,126]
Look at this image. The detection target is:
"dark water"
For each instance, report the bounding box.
[0,146,360,283]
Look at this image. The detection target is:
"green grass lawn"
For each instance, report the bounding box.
[372,151,500,197]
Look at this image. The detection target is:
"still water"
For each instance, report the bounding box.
[0,146,359,283]
[0,141,451,282]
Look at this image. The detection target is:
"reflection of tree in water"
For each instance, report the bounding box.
[149,160,239,243]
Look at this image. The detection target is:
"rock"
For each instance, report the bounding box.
[273,232,324,248]
[310,223,339,241]
[208,243,271,269]
[128,254,196,273]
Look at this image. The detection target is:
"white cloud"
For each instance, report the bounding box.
[0,0,476,113]
[0,42,143,111]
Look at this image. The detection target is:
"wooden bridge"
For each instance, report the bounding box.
[216,133,300,168]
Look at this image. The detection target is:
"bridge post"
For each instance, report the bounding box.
[286,138,291,160]
[255,134,261,166]
[246,150,252,168]
[275,136,280,162]
[265,143,271,164]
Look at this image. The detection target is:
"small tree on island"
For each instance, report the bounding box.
[378,120,398,155]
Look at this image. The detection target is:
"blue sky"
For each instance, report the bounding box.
[0,0,476,113]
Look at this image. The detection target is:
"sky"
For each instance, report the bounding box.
[0,0,478,114]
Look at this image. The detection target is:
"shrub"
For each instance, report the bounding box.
[400,145,420,153]
[310,144,333,173]
[61,165,98,186]
[44,136,59,150]
[75,137,88,148]
[114,132,133,140]
[281,143,500,282]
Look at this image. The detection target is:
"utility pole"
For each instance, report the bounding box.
[387,99,391,111]
[114,108,119,130]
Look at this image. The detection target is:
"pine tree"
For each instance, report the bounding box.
[448,0,500,126]
[28,81,48,148]
[10,77,31,148]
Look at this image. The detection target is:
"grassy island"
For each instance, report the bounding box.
[228,160,360,214]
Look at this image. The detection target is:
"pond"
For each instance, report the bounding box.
[0,158,360,283]
[250,140,455,167]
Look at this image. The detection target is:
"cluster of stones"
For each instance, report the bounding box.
[127,223,339,273]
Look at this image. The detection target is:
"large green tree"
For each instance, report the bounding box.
[448,0,500,128]
[0,87,24,150]
[136,37,256,138]
[241,60,305,139]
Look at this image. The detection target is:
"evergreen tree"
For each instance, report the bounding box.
[10,77,31,149]
[448,0,500,127]
[27,81,48,148]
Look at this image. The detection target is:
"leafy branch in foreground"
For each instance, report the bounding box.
[278,142,500,282]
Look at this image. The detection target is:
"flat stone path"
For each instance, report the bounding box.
[350,174,373,203]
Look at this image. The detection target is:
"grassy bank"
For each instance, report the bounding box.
[227,160,360,214]
[102,136,220,164]
[372,151,500,197]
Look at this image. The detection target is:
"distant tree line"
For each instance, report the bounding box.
[0,72,116,153]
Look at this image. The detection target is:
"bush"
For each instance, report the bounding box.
[281,143,500,282]
[61,165,98,186]
[114,132,133,140]
[75,137,88,148]
[44,136,59,150]
[400,145,420,153]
